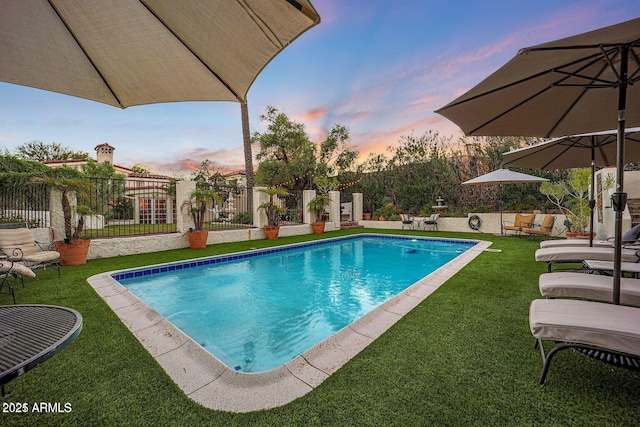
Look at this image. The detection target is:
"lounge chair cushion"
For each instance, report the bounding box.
[535,246,640,263]
[539,272,640,307]
[540,239,613,249]
[0,228,59,262]
[530,299,640,357]
[0,260,36,278]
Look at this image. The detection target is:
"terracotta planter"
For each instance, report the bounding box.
[363,213,371,220]
[312,222,325,234]
[264,225,280,240]
[56,239,91,266]
[187,229,209,249]
[379,216,386,221]
[565,231,595,239]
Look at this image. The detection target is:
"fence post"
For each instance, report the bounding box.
[329,190,341,229]
[303,190,315,223]
[253,187,269,228]
[176,180,196,233]
[353,193,363,221]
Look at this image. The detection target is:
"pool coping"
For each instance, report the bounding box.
[87,233,492,412]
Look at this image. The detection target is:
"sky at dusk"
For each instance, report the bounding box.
[1,1,638,177]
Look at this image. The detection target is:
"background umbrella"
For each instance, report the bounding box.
[462,169,548,235]
[437,17,640,304]
[503,128,640,246]
[0,0,320,107]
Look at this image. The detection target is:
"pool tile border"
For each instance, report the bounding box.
[87,233,492,412]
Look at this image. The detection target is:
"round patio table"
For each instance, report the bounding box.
[0,304,82,396]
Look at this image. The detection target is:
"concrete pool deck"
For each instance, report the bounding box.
[87,236,492,412]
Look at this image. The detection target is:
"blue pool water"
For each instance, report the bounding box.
[115,235,475,372]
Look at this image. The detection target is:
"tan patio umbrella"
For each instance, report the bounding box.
[503,128,640,246]
[436,17,640,304]
[462,169,548,235]
[0,0,320,107]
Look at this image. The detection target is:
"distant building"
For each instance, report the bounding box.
[43,144,174,226]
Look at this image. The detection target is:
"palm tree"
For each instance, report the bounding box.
[241,102,255,214]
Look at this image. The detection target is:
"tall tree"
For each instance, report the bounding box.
[241,102,255,213]
[252,106,358,190]
[15,141,89,162]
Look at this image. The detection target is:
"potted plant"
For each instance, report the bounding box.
[33,169,92,265]
[181,187,218,249]
[540,168,613,238]
[258,187,288,240]
[308,193,331,234]
[373,197,400,221]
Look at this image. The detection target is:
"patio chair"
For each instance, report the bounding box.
[0,252,37,304]
[535,245,640,272]
[0,227,60,277]
[522,215,555,238]
[400,214,415,230]
[503,213,535,236]
[529,298,640,385]
[539,272,640,307]
[423,213,439,231]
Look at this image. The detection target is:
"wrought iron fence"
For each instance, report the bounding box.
[278,190,304,225]
[0,181,50,228]
[0,176,307,238]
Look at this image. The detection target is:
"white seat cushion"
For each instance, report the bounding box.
[530,299,640,356]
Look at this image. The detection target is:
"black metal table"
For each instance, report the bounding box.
[0,304,82,396]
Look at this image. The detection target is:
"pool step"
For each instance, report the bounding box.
[340,221,363,229]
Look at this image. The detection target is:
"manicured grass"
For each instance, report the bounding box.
[3,229,639,426]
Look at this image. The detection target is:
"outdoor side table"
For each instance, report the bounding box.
[0,304,82,396]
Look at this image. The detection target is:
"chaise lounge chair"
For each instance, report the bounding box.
[539,223,640,249]
[535,246,640,272]
[529,298,640,384]
[539,272,640,307]
[0,227,60,277]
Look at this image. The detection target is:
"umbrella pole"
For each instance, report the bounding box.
[612,45,629,306]
[500,183,503,235]
[589,142,596,247]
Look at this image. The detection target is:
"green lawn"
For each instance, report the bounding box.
[3,229,639,426]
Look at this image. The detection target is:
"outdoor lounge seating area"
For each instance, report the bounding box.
[503,212,535,235]
[530,233,640,385]
[0,226,60,277]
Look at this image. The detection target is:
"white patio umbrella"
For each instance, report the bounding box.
[503,128,640,246]
[462,169,548,235]
[0,0,320,107]
[437,17,640,304]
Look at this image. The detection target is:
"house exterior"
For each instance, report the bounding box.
[43,144,175,226]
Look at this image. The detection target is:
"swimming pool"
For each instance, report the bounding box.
[114,234,476,373]
[89,233,489,411]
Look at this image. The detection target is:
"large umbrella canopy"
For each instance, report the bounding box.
[437,18,640,305]
[435,17,640,138]
[502,128,640,170]
[0,0,320,107]
[503,128,640,246]
[462,169,548,234]
[462,168,549,186]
